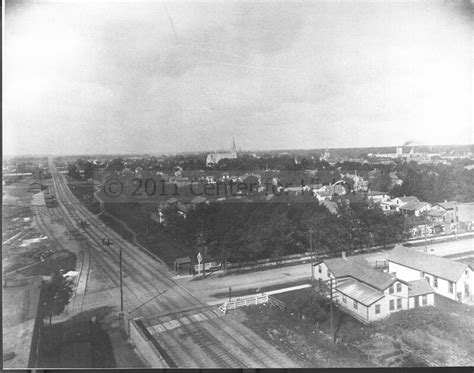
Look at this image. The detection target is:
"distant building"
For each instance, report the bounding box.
[399,201,431,217]
[321,149,330,161]
[206,138,238,167]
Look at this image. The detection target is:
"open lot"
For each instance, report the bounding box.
[236,288,474,367]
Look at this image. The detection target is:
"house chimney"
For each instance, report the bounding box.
[342,251,347,259]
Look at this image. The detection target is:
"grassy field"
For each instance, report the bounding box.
[239,302,374,368]
[239,289,474,367]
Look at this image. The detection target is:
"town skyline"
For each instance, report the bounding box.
[4,0,472,156]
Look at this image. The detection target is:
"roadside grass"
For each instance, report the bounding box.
[239,303,374,367]
[252,288,474,367]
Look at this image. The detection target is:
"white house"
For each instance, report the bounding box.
[313,253,433,323]
[387,245,473,303]
[380,196,421,214]
[399,201,431,217]
[407,279,435,308]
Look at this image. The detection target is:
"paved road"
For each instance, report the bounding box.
[178,237,474,304]
[46,162,298,368]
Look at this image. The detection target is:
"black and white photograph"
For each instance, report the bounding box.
[3,0,474,369]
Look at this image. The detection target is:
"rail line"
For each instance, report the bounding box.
[46,160,299,367]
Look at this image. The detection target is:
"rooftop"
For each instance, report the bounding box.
[427,210,447,217]
[399,201,429,211]
[191,196,207,204]
[321,256,396,291]
[436,201,456,210]
[337,278,384,306]
[408,279,435,297]
[388,245,469,283]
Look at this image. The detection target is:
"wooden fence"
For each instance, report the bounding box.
[218,294,269,314]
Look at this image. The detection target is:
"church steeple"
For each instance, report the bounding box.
[231,137,237,153]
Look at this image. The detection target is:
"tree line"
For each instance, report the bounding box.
[161,200,410,265]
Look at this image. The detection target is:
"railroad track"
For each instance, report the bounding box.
[46,160,299,368]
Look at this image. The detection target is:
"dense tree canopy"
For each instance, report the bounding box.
[161,200,410,264]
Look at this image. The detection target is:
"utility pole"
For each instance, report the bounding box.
[329,277,334,343]
[424,228,428,253]
[310,227,314,286]
[119,246,124,312]
[454,201,458,240]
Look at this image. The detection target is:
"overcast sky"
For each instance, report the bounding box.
[4,0,472,155]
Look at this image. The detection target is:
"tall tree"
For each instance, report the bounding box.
[42,270,74,325]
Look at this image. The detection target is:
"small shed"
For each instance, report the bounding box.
[174,256,192,272]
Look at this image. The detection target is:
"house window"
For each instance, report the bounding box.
[375,304,380,314]
[389,286,394,294]
[449,282,454,294]
[422,295,428,306]
[397,298,402,309]
[318,265,322,274]
[414,296,419,307]
[353,301,358,310]
[389,300,394,311]
[434,277,438,288]
[396,283,402,292]
[327,269,330,278]
[342,296,347,303]
[425,276,430,285]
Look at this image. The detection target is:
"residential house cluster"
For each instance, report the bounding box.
[314,251,435,323]
[314,245,473,323]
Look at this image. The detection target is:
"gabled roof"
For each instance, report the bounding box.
[436,201,456,210]
[191,196,207,204]
[408,279,435,297]
[320,200,338,214]
[399,201,429,211]
[165,197,179,205]
[427,210,447,217]
[321,256,396,291]
[174,256,191,265]
[388,245,469,283]
[337,278,384,306]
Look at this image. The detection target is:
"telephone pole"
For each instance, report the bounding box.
[454,201,458,240]
[119,246,124,312]
[329,277,334,343]
[310,228,314,286]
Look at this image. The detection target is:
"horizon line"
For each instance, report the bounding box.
[3,143,473,159]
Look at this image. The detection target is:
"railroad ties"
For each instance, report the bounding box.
[146,307,224,335]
